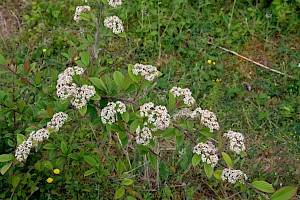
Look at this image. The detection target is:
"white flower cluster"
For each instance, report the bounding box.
[101,101,126,125]
[104,16,124,34]
[140,102,170,131]
[173,107,202,121]
[108,0,122,7]
[135,126,152,145]
[193,141,219,168]
[200,109,220,132]
[56,66,96,109]
[15,139,32,162]
[47,112,69,132]
[15,112,68,162]
[221,168,248,184]
[132,63,160,81]
[29,128,50,142]
[74,5,91,22]
[224,130,246,154]
[170,87,195,107]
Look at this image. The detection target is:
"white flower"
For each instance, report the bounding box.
[221,168,248,184]
[173,107,202,120]
[139,103,170,131]
[108,0,122,7]
[104,16,124,34]
[199,109,219,132]
[170,87,195,106]
[29,129,50,142]
[74,5,91,22]
[47,112,68,132]
[132,64,160,81]
[193,141,219,168]
[224,130,246,154]
[15,138,32,162]
[101,101,126,124]
[56,67,96,109]
[135,126,152,145]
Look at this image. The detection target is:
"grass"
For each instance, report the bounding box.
[0,0,299,199]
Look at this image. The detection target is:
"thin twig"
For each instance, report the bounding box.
[207,42,292,78]
[133,78,144,101]
[93,2,103,61]
[10,10,22,31]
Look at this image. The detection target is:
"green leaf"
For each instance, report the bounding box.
[118,32,126,37]
[89,77,107,92]
[168,92,175,110]
[0,154,14,162]
[204,162,214,178]
[68,153,80,160]
[192,154,201,167]
[114,187,125,199]
[12,175,21,189]
[221,152,233,167]
[162,128,176,139]
[200,128,215,137]
[122,179,133,186]
[251,181,275,193]
[79,51,90,67]
[213,170,222,180]
[61,141,68,154]
[0,54,8,65]
[79,104,87,116]
[83,155,98,167]
[130,119,141,133]
[114,71,125,90]
[117,159,125,174]
[84,168,98,177]
[43,143,56,150]
[17,134,26,146]
[1,161,12,175]
[42,160,53,170]
[121,112,130,123]
[270,186,298,200]
[149,154,158,169]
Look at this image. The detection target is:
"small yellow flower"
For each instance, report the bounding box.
[207,60,212,64]
[216,78,222,83]
[74,55,80,61]
[42,49,47,53]
[46,177,53,183]
[213,62,216,65]
[53,169,60,175]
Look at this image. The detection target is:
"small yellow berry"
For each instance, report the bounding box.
[213,62,216,65]
[74,55,80,61]
[46,177,53,183]
[42,49,47,53]
[53,169,60,175]
[207,60,212,64]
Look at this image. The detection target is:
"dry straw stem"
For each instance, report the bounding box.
[207,42,293,78]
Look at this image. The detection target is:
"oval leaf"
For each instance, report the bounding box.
[84,168,98,177]
[251,181,275,193]
[61,141,68,154]
[0,154,14,162]
[113,71,125,90]
[1,161,12,175]
[192,154,201,167]
[204,162,214,178]
[122,179,133,186]
[83,155,98,167]
[114,187,125,199]
[221,152,233,167]
[270,186,298,200]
